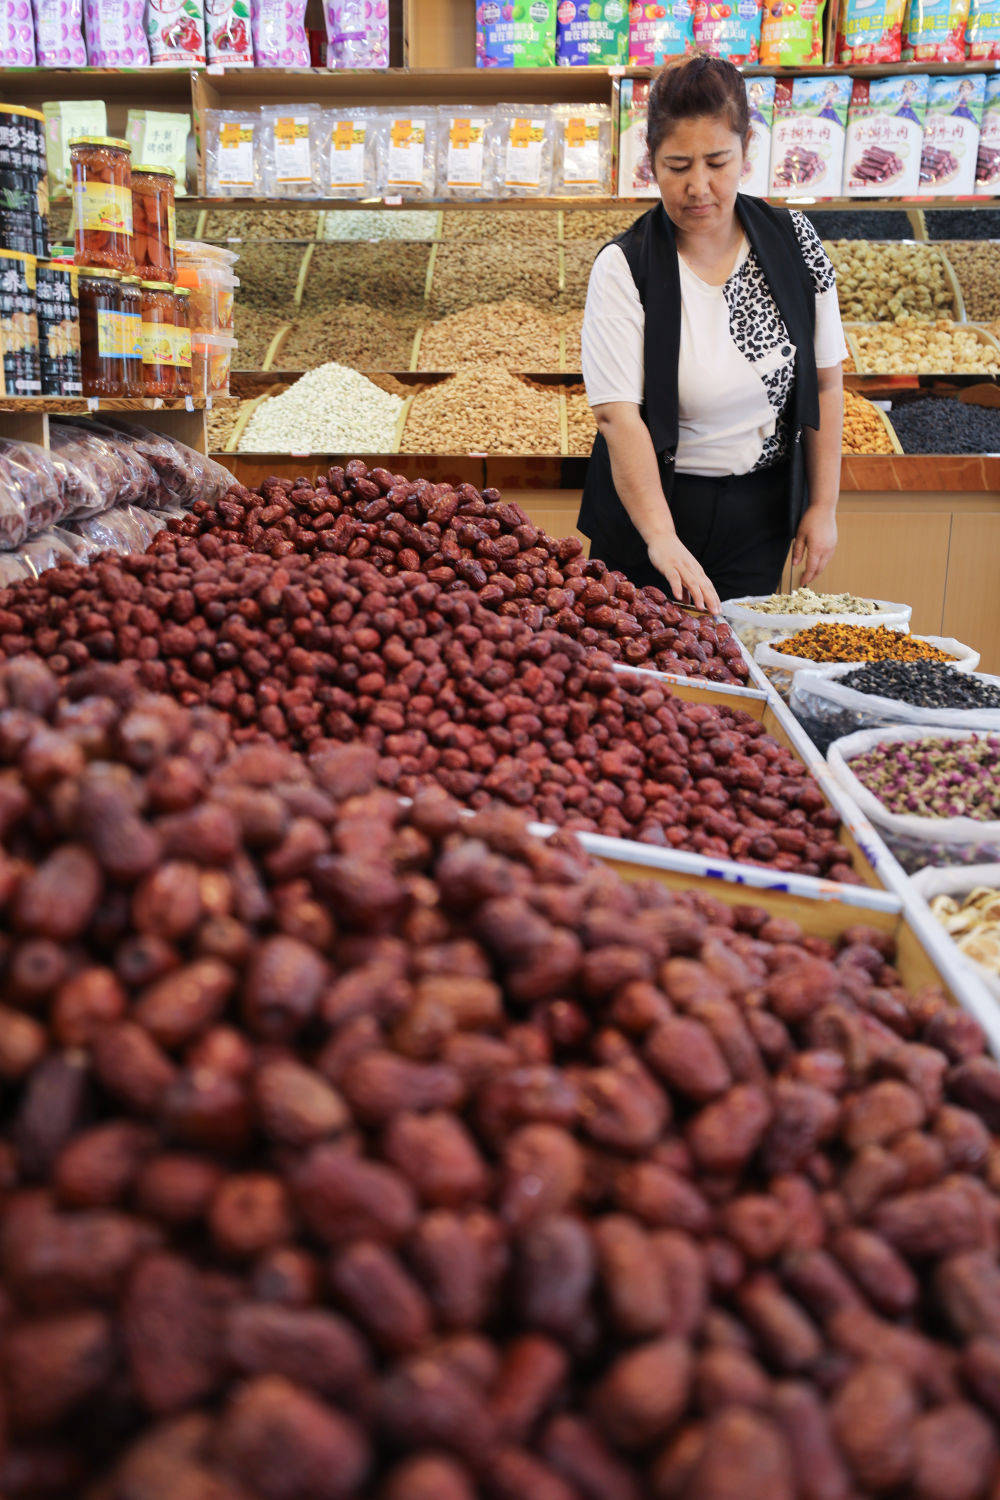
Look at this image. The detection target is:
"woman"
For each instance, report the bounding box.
[579,55,846,614]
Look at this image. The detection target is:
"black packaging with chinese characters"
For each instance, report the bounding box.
[0,247,41,396]
[36,259,82,396]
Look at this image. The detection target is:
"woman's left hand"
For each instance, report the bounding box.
[792,505,838,586]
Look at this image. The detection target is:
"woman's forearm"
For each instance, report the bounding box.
[803,365,843,513]
[593,403,675,543]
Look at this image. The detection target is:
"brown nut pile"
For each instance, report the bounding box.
[234,309,288,371]
[561,241,604,308]
[566,385,597,456]
[206,401,247,453]
[842,389,896,455]
[851,319,1000,375]
[401,365,562,454]
[563,307,584,370]
[204,208,321,241]
[940,242,1000,323]
[825,240,958,323]
[1,656,1000,1500]
[562,206,640,241]
[0,544,829,867]
[440,207,560,242]
[170,460,749,685]
[280,306,419,372]
[429,245,560,315]
[305,245,431,313]
[419,300,564,372]
[235,245,311,314]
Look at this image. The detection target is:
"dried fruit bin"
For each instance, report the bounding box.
[846,321,1000,375]
[911,863,1000,1004]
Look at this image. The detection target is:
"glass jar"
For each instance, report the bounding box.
[70,136,133,274]
[78,266,124,397]
[139,280,177,397]
[119,275,143,396]
[131,164,176,282]
[174,285,193,397]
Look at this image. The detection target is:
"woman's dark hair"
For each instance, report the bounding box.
[646,56,751,161]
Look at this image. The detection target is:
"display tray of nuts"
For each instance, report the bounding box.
[824,240,964,324]
[846,320,1000,375]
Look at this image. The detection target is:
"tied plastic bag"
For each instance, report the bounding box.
[204,109,264,198]
[829,726,1000,873]
[552,105,613,195]
[324,0,389,66]
[69,503,164,555]
[105,423,235,509]
[495,106,555,197]
[791,663,1000,756]
[0,439,64,548]
[436,107,502,200]
[322,108,385,198]
[48,422,152,517]
[721,594,912,654]
[19,529,81,579]
[757,632,980,699]
[0,553,33,585]
[910,863,1000,999]
[260,104,324,198]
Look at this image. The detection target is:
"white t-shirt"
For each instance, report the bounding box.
[581,210,848,478]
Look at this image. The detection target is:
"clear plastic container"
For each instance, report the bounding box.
[191,331,236,397]
[174,286,192,397]
[131,164,176,282]
[175,260,238,333]
[70,136,134,274]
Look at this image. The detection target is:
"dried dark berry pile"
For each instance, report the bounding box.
[804,210,912,241]
[888,397,1000,455]
[925,208,1000,241]
[841,661,1000,712]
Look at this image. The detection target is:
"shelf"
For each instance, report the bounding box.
[0,396,228,413]
[184,193,998,213]
[196,65,615,109]
[0,66,192,105]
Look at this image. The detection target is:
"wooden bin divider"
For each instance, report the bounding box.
[939,246,967,322]
[292,242,317,309]
[261,323,292,372]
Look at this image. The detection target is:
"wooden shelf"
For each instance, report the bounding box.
[185,193,998,213]
[195,65,615,109]
[0,396,227,414]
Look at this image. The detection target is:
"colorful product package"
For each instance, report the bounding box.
[43,100,106,200]
[975,74,1000,193]
[322,108,384,197]
[324,0,389,68]
[551,103,612,193]
[556,0,628,62]
[769,76,851,198]
[251,0,308,63]
[692,0,763,61]
[843,75,927,196]
[901,0,969,58]
[33,0,86,65]
[495,105,555,196]
[436,107,501,199]
[919,71,985,193]
[742,77,775,197]
[204,0,253,63]
[835,0,905,62]
[476,0,557,64]
[617,77,660,197]
[968,0,1000,55]
[628,0,694,61]
[260,104,323,198]
[204,109,263,197]
[1,2,35,64]
[125,111,191,194]
[145,0,207,62]
[83,0,149,62]
[759,0,825,64]
[383,113,439,198]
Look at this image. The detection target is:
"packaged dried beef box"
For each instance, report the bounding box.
[843,75,927,196]
[769,76,852,198]
[617,77,660,197]
[975,75,1000,195]
[920,72,985,194]
[742,77,775,197]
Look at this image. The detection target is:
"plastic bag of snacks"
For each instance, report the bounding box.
[0,553,32,584]
[628,0,695,62]
[260,105,324,198]
[756,628,978,698]
[146,0,207,62]
[34,0,87,64]
[835,0,906,61]
[251,0,308,63]
[48,422,153,515]
[911,863,1000,999]
[436,107,502,200]
[902,0,970,57]
[321,107,384,197]
[204,109,264,198]
[2,3,35,63]
[790,662,1000,755]
[829,727,1000,872]
[552,105,613,195]
[494,106,555,197]
[19,529,82,578]
[107,423,235,509]
[382,112,439,200]
[0,439,64,547]
[324,0,390,67]
[968,0,1000,55]
[84,0,150,64]
[760,0,826,63]
[204,0,254,63]
[721,591,912,652]
[693,0,764,62]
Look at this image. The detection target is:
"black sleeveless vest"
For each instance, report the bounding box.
[577,194,821,552]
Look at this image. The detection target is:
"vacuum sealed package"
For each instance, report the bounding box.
[0,439,65,550]
[742,78,775,196]
[260,104,323,198]
[902,0,969,56]
[322,107,384,197]
[20,529,81,578]
[43,101,106,199]
[628,0,694,61]
[693,0,763,62]
[976,76,1000,192]
[759,0,826,64]
[552,104,613,195]
[835,0,905,60]
[34,0,87,64]
[436,107,501,199]
[204,0,254,62]
[769,76,852,197]
[476,0,556,64]
[204,109,263,198]
[383,113,439,198]
[47,422,139,517]
[324,0,390,67]
[843,75,928,196]
[125,111,191,193]
[2,2,34,63]
[617,78,659,197]
[556,0,628,63]
[105,422,235,509]
[251,0,309,62]
[969,0,1000,55]
[66,419,159,507]
[83,0,150,64]
[920,72,985,193]
[495,105,555,197]
[145,0,207,63]
[71,502,158,554]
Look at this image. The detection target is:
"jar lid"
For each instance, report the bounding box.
[132,164,176,179]
[140,280,176,292]
[121,276,142,286]
[69,136,132,152]
[79,266,122,281]
[0,104,45,123]
[175,287,191,297]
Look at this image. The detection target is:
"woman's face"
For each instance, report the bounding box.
[653,115,747,235]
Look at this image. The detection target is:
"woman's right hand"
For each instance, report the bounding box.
[647,531,721,615]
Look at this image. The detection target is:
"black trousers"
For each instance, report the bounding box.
[586,462,793,604]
